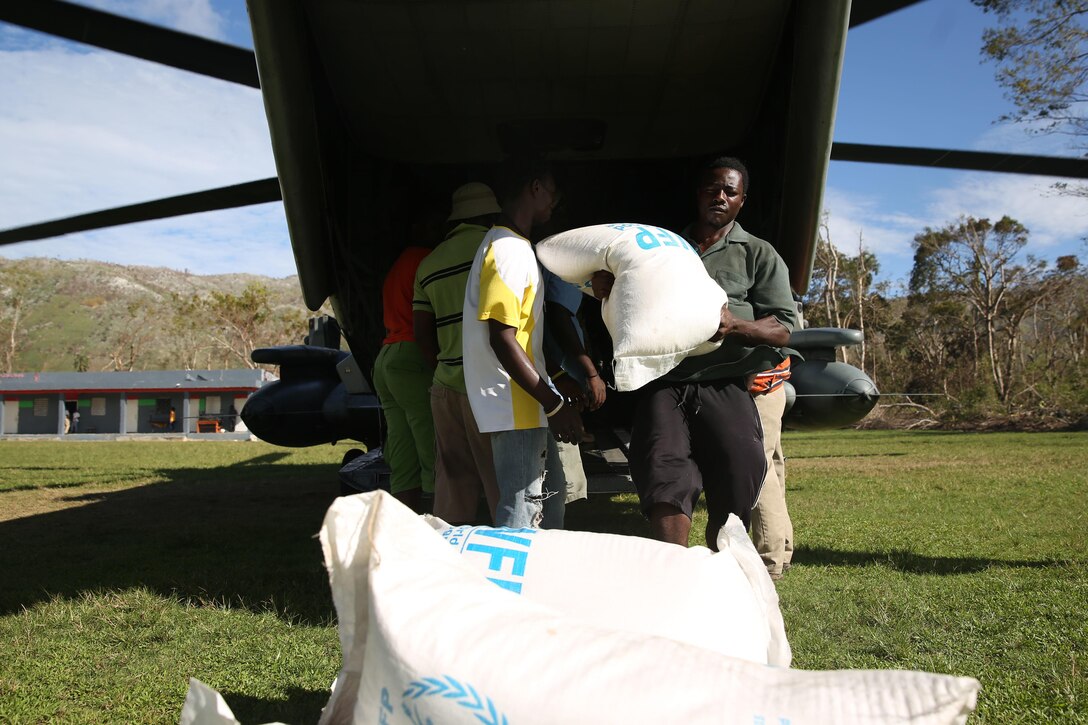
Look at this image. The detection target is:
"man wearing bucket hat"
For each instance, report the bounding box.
[413,182,503,524]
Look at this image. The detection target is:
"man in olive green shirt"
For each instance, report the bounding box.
[413,182,501,524]
[593,157,797,550]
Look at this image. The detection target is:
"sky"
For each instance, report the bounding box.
[0,0,1085,286]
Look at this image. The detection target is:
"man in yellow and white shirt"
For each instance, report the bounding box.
[462,157,583,528]
[463,225,551,433]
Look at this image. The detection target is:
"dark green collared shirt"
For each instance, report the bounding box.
[663,221,799,383]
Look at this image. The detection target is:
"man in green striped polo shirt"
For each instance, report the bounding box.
[413,182,502,525]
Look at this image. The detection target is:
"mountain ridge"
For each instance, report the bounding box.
[1,256,316,373]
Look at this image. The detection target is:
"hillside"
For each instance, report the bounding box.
[0,257,318,373]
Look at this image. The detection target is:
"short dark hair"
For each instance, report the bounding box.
[701,156,749,194]
[497,155,553,204]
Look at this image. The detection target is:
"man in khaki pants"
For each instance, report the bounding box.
[751,359,793,580]
[413,182,502,524]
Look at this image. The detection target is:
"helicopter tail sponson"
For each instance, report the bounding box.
[784,328,880,429]
[242,345,382,447]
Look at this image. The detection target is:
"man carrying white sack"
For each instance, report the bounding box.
[592,156,798,550]
[463,156,585,528]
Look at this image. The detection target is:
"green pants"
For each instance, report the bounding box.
[373,341,435,494]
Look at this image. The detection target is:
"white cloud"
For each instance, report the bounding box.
[0,38,286,276]
[2,203,295,278]
[0,45,275,223]
[825,170,1088,285]
[72,0,228,41]
[971,118,1082,157]
[925,173,1088,253]
[822,186,926,259]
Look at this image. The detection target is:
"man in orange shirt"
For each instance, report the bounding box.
[373,245,435,513]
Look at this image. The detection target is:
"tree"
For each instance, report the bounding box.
[1012,255,1087,412]
[101,301,157,371]
[174,282,306,370]
[0,262,48,373]
[807,218,846,329]
[803,219,885,372]
[910,216,1048,404]
[975,0,1088,194]
[171,294,215,370]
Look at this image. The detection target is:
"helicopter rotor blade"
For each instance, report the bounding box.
[0,0,259,88]
[831,143,1088,179]
[0,178,282,246]
[0,0,927,89]
[2,0,1084,249]
[849,0,927,28]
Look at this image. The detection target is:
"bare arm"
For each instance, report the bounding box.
[590,270,615,300]
[488,319,584,443]
[542,315,587,412]
[711,305,791,346]
[413,310,439,371]
[545,301,606,411]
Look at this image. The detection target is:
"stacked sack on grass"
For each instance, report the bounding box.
[317,492,978,724]
[422,512,790,668]
[535,223,726,391]
[181,491,981,724]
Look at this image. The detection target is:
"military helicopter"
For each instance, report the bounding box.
[2,0,1086,450]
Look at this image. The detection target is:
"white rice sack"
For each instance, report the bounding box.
[423,513,790,667]
[179,678,287,725]
[317,491,981,725]
[536,223,727,391]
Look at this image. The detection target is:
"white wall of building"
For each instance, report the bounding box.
[126,398,139,433]
[2,400,17,434]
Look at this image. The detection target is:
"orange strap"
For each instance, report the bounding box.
[749,358,791,395]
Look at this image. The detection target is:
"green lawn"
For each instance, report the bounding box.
[1,432,1085,723]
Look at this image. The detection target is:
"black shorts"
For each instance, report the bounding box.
[629,378,766,531]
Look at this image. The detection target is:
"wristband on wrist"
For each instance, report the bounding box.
[545,397,565,418]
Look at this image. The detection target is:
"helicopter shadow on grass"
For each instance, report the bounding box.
[214,687,333,725]
[563,493,646,537]
[0,456,654,625]
[0,458,345,625]
[787,452,908,460]
[225,451,295,467]
[792,545,1064,575]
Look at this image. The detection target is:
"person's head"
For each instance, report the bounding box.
[407,191,449,247]
[497,155,561,226]
[447,182,501,227]
[695,156,749,230]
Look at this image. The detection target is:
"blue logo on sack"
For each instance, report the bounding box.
[605,223,696,253]
[401,676,508,725]
[443,526,536,594]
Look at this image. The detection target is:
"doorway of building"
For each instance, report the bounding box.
[150,399,177,432]
[64,400,78,434]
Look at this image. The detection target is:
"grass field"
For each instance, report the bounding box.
[1,431,1085,723]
